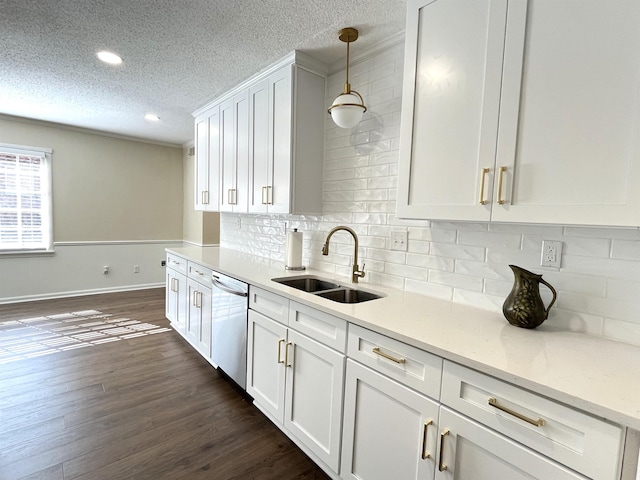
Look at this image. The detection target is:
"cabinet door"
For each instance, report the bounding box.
[268,65,293,214]
[436,407,586,480]
[246,310,287,423]
[284,329,345,472]
[194,114,209,211]
[234,89,250,213]
[341,360,439,480]
[195,285,212,360]
[186,279,203,346]
[219,97,235,212]
[397,0,508,221]
[166,269,187,335]
[206,105,220,211]
[492,0,640,226]
[248,78,270,213]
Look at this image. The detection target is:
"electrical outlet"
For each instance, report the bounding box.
[133,265,140,273]
[235,216,242,229]
[540,240,563,267]
[390,231,408,251]
[161,260,166,267]
[103,266,109,275]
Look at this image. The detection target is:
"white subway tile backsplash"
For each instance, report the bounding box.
[405,279,453,301]
[385,263,428,281]
[406,253,454,271]
[603,318,640,346]
[605,278,640,304]
[455,260,511,280]
[457,230,522,249]
[430,243,485,261]
[544,309,604,336]
[429,271,484,292]
[218,41,640,346]
[611,239,640,260]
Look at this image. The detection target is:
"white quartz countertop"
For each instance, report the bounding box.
[168,246,640,431]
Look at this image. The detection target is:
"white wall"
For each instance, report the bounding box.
[220,40,640,346]
[0,116,184,302]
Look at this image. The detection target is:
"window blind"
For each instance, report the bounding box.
[0,144,52,252]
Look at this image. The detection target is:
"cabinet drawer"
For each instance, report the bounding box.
[249,286,289,325]
[289,302,347,353]
[347,324,442,400]
[187,261,213,288]
[441,361,623,480]
[166,253,187,275]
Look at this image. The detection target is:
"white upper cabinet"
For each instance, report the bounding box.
[195,52,325,215]
[194,106,220,211]
[220,91,249,213]
[398,0,640,227]
[398,0,507,222]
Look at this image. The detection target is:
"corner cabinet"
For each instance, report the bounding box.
[193,52,326,215]
[397,0,640,227]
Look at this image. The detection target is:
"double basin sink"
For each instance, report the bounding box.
[272,275,384,304]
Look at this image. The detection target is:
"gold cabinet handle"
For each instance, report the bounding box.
[266,185,272,205]
[421,419,433,459]
[438,429,449,472]
[372,346,406,364]
[192,290,199,308]
[277,338,285,364]
[261,186,268,205]
[478,168,490,205]
[488,397,545,427]
[201,190,209,205]
[227,188,234,205]
[171,278,178,293]
[497,166,507,205]
[285,342,293,367]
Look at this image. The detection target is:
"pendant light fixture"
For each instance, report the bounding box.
[328,27,367,129]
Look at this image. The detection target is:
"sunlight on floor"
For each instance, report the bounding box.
[0,310,171,364]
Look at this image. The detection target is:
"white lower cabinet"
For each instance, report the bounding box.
[246,287,346,475]
[186,278,212,359]
[342,325,624,480]
[341,359,440,480]
[436,406,585,480]
[165,267,187,335]
[184,260,214,361]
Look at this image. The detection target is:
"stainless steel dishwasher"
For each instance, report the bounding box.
[210,271,248,389]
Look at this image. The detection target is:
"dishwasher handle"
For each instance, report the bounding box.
[212,276,248,297]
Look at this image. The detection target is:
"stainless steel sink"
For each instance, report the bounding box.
[272,276,340,293]
[315,288,382,304]
[272,275,384,304]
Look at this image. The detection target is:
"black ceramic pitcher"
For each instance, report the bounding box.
[502,265,557,329]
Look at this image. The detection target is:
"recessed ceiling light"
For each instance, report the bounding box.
[145,113,160,122]
[97,51,122,65]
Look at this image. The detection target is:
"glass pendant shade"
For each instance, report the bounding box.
[329,92,366,129]
[329,27,367,129]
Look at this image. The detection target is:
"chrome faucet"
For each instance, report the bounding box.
[321,225,366,283]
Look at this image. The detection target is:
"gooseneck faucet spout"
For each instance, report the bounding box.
[321,225,366,283]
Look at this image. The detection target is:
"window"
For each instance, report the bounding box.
[0,143,53,253]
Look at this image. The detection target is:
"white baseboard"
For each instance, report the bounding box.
[0,283,165,305]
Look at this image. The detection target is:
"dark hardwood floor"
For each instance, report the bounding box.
[0,288,331,480]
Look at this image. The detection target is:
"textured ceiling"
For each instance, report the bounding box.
[0,0,407,145]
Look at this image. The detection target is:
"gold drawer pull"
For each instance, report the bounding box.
[497,166,507,204]
[372,347,406,364]
[277,339,285,364]
[421,419,433,459]
[438,429,449,471]
[285,342,293,367]
[478,167,489,205]
[488,397,545,427]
